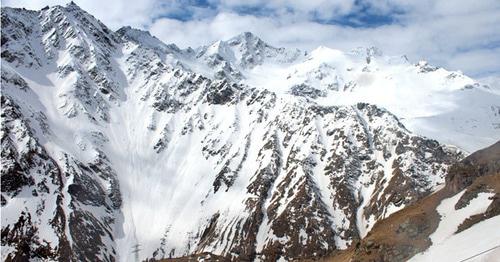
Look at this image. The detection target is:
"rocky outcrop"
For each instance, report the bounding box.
[446,141,500,192]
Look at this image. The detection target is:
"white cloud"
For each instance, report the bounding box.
[447,47,500,76]
[2,0,499,78]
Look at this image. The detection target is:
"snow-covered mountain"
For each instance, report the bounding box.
[241,46,499,153]
[1,3,498,261]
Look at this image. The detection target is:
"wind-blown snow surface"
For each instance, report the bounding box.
[0,3,497,262]
[243,47,500,153]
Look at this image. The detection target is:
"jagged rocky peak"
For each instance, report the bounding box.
[2,1,126,121]
[198,31,303,69]
[415,60,441,73]
[227,31,304,67]
[1,0,118,69]
[116,26,159,45]
[41,1,119,50]
[193,31,304,82]
[116,26,181,54]
[226,31,269,52]
[227,31,282,67]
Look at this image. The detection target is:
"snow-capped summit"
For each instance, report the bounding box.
[228,31,262,44]
[116,26,182,54]
[225,31,302,67]
[42,1,120,52]
[242,44,500,152]
[193,31,304,80]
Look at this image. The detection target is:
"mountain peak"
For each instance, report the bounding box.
[232,31,258,40]
[117,26,181,53]
[240,31,259,40]
[64,1,84,12]
[228,31,268,47]
[116,26,153,42]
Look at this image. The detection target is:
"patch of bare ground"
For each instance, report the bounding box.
[456,174,500,233]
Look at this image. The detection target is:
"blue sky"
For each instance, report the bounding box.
[3,0,500,82]
[154,0,404,27]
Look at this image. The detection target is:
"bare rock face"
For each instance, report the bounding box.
[1,3,467,262]
[446,141,500,192]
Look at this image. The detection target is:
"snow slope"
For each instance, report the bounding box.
[410,192,499,262]
[242,47,500,153]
